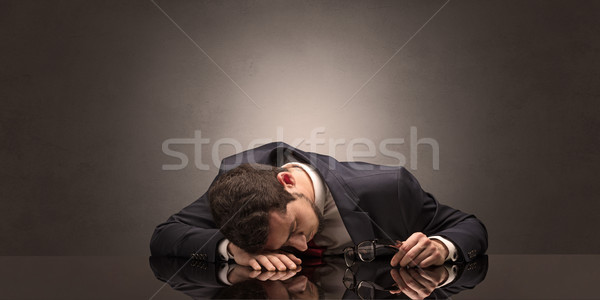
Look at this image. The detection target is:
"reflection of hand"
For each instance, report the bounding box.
[390,232,448,267]
[264,275,318,300]
[227,265,261,285]
[389,266,448,299]
[228,242,302,271]
[227,264,301,285]
[254,269,301,282]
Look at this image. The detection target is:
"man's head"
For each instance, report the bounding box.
[208,163,323,254]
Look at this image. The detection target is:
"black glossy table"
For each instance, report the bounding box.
[1,255,598,299]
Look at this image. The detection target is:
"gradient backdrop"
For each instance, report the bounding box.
[1,0,599,256]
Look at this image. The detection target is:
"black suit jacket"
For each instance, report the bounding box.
[150,142,488,262]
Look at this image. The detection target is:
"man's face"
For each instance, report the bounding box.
[264,194,322,252]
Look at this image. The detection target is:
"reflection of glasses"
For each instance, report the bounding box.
[343,268,395,300]
[343,239,401,267]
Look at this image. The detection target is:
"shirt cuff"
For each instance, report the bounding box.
[429,236,458,262]
[217,262,234,286]
[438,264,458,287]
[218,239,232,261]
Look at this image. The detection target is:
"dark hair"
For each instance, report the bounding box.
[208,164,295,253]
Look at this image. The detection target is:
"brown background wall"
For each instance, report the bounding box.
[1,0,599,255]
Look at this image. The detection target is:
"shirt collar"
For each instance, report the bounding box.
[281,162,325,214]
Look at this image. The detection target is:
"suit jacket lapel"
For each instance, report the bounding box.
[313,160,376,244]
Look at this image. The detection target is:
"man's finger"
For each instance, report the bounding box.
[285,253,302,265]
[248,259,262,271]
[255,271,277,281]
[390,268,413,294]
[389,268,406,293]
[398,268,425,298]
[248,269,262,278]
[420,254,441,268]
[397,233,426,266]
[407,267,436,292]
[277,268,300,281]
[264,271,287,281]
[400,241,427,267]
[418,266,448,285]
[266,255,287,271]
[415,267,437,282]
[275,254,298,270]
[412,246,435,267]
[390,250,406,267]
[400,237,432,267]
[399,233,421,252]
[256,255,277,271]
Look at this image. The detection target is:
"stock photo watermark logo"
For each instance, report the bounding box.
[162,127,439,171]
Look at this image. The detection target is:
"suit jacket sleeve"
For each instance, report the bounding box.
[344,166,488,262]
[401,168,488,262]
[150,191,224,261]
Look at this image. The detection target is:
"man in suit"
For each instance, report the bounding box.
[150,142,487,271]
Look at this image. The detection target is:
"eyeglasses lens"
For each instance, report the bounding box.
[342,268,355,289]
[344,247,356,267]
[357,241,375,262]
[357,281,375,300]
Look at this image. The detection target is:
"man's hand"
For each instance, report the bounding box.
[227,264,301,284]
[228,242,302,271]
[389,265,449,299]
[390,232,448,268]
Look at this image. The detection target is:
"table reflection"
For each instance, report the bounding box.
[149,255,487,299]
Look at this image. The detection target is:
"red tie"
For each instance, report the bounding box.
[300,240,326,266]
[302,240,326,258]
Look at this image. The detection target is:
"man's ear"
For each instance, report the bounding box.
[276,171,295,187]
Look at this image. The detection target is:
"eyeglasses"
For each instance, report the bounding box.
[343,239,402,267]
[343,268,396,300]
